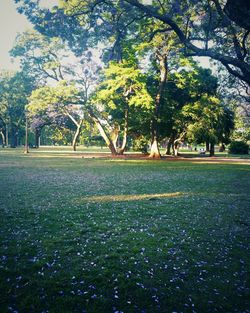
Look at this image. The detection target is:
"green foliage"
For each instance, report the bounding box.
[95,62,153,110]
[132,136,149,153]
[0,70,35,146]
[11,29,65,82]
[15,0,250,85]
[41,125,73,145]
[27,81,80,115]
[228,141,249,154]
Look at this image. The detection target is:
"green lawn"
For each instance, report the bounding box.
[0,149,249,313]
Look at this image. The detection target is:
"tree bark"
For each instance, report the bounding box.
[72,120,83,151]
[0,130,5,147]
[149,51,168,158]
[87,108,118,155]
[206,141,210,152]
[149,138,161,158]
[93,118,117,155]
[6,124,8,146]
[210,142,215,156]
[24,117,29,154]
[35,128,41,148]
[173,139,179,156]
[110,124,119,151]
[117,108,128,155]
[10,125,18,148]
[166,135,174,155]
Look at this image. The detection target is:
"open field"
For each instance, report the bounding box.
[0,148,249,312]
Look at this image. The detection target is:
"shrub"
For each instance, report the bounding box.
[132,137,149,153]
[228,141,249,154]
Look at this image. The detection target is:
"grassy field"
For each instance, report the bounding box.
[0,148,249,313]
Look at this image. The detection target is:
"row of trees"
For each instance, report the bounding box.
[0,0,249,156]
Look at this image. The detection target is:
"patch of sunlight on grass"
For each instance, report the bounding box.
[25,154,83,158]
[80,192,184,203]
[192,161,250,165]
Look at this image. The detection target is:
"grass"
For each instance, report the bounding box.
[0,148,249,313]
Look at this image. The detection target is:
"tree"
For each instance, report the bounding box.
[27,81,83,151]
[12,30,101,150]
[15,0,250,85]
[0,70,35,147]
[92,61,153,154]
[11,29,65,84]
[184,95,234,156]
[156,62,222,156]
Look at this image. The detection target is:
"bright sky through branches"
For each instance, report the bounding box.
[0,0,57,71]
[0,0,211,71]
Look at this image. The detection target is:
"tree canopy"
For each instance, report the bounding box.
[15,0,250,85]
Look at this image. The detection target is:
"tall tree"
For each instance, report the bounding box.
[15,0,250,85]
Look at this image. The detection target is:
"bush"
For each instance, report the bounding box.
[132,137,149,153]
[228,141,249,154]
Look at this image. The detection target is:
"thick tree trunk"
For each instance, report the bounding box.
[149,51,168,158]
[210,142,215,156]
[149,137,161,158]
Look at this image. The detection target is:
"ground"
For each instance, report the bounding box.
[0,147,249,313]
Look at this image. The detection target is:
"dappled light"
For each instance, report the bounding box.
[80,192,184,203]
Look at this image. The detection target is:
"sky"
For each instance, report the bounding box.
[0,0,57,71]
[0,0,31,70]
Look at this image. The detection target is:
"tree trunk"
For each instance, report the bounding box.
[206,140,210,152]
[166,140,172,155]
[0,130,5,147]
[10,126,18,148]
[219,143,225,152]
[35,128,41,148]
[149,51,168,158]
[210,142,215,156]
[166,136,174,155]
[149,137,161,158]
[72,120,83,151]
[5,125,8,146]
[173,139,179,156]
[117,108,128,155]
[87,108,118,155]
[94,119,117,155]
[110,124,119,151]
[24,117,29,154]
